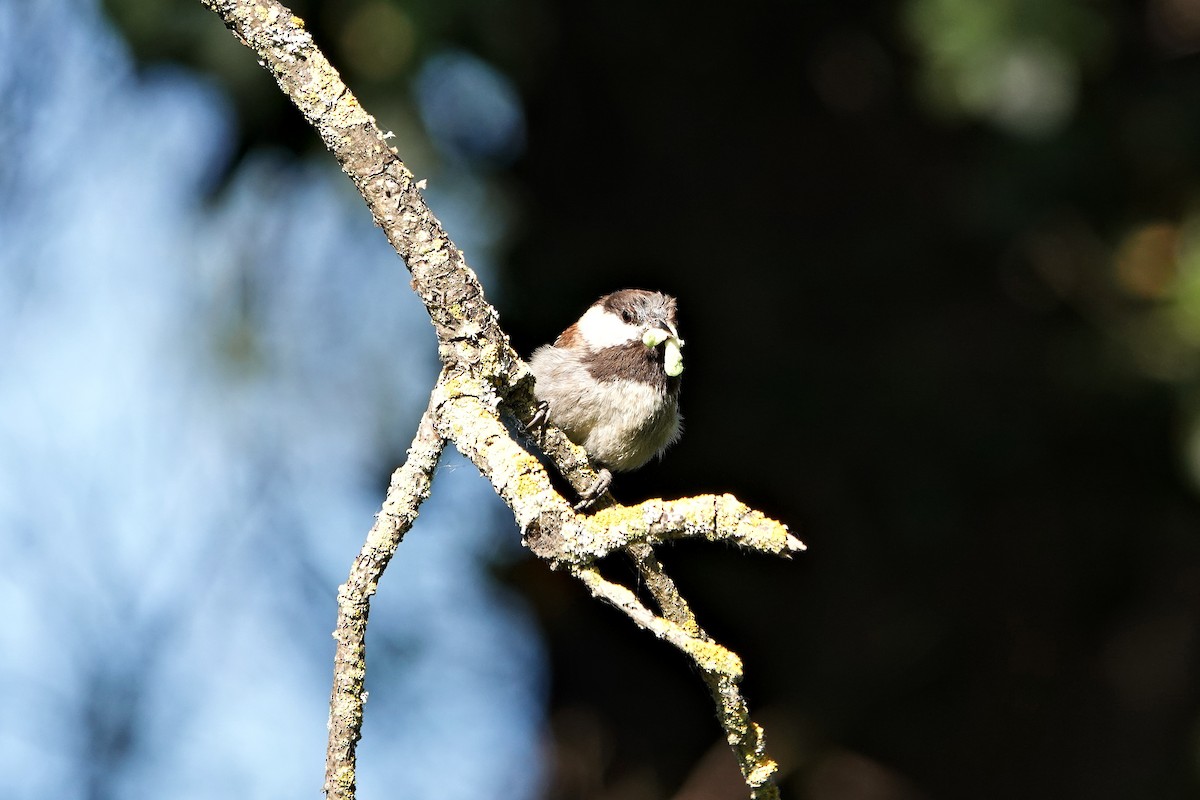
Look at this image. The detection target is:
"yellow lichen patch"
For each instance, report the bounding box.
[679,636,743,678]
[589,502,648,530]
[512,465,548,501]
[329,765,356,785]
[438,373,473,399]
[747,760,778,785]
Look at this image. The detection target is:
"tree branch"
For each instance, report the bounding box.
[198,0,523,386]
[552,495,804,564]
[571,564,743,677]
[199,2,804,797]
[627,544,781,800]
[325,387,445,800]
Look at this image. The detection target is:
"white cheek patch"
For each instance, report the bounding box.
[577,305,640,349]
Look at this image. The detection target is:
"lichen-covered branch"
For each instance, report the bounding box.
[435,383,801,566]
[325,391,445,800]
[705,674,780,800]
[557,495,805,563]
[571,565,744,677]
[198,0,525,388]
[199,2,803,797]
[626,544,781,799]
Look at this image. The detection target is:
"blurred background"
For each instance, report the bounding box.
[4,0,1200,797]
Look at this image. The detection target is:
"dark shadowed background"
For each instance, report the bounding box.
[10,0,1200,797]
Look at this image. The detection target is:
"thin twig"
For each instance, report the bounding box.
[570,564,743,677]
[627,544,781,799]
[324,390,445,800]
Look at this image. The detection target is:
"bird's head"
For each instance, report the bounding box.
[574,289,685,377]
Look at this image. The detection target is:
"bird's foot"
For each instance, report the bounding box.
[526,400,550,445]
[573,467,612,511]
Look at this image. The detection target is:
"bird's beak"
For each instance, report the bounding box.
[642,314,677,343]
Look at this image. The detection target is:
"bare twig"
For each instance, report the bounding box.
[325,388,445,800]
[198,2,804,797]
[571,564,743,677]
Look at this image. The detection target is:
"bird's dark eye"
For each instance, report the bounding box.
[620,309,634,324]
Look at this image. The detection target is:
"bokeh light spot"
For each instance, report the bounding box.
[339,1,415,80]
[1115,222,1180,300]
[414,49,526,167]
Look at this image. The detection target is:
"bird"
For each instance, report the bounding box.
[528,289,684,507]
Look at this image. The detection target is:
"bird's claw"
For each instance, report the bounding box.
[527,400,550,444]
[573,468,612,511]
[525,401,611,511]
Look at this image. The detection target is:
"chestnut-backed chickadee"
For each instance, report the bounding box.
[529,289,684,506]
